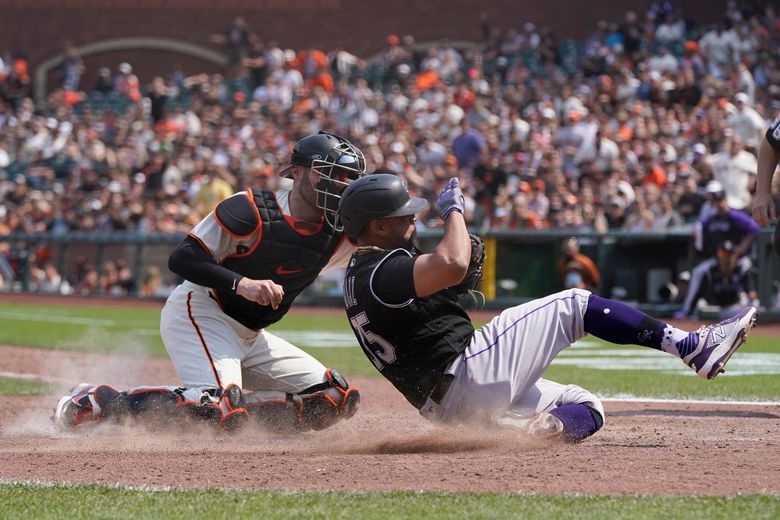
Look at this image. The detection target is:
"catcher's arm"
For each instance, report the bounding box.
[412,178,470,297]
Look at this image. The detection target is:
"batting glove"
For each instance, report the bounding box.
[437,177,465,219]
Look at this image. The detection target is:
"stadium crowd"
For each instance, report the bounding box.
[1,1,779,295]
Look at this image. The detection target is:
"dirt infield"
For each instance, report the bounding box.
[0,342,778,495]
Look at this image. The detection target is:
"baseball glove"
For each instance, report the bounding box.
[452,234,486,293]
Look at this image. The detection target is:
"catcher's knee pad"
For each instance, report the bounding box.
[245,368,360,433]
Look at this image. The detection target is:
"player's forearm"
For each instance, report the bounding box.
[168,237,242,291]
[756,138,780,196]
[413,213,470,296]
[433,212,470,276]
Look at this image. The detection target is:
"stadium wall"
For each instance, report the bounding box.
[2,0,726,93]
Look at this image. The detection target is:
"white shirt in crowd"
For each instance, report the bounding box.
[710,149,757,210]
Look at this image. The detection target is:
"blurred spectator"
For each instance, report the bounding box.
[243,38,269,91]
[141,265,163,297]
[698,22,739,79]
[674,166,706,223]
[195,170,234,217]
[114,62,141,102]
[726,92,766,150]
[709,134,757,211]
[93,67,113,93]
[60,42,84,92]
[556,237,601,292]
[29,261,63,293]
[211,16,252,72]
[73,266,99,295]
[146,77,170,124]
[452,120,486,169]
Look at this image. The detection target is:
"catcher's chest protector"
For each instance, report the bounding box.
[214,189,342,330]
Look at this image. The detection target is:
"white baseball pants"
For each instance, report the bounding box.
[160,281,326,393]
[421,289,604,425]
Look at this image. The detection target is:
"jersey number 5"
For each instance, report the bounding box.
[350,312,397,369]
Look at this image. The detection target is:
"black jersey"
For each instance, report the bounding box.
[766,114,780,152]
[694,261,755,308]
[343,248,474,409]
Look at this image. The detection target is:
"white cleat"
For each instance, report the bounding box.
[497,411,564,440]
[683,306,757,379]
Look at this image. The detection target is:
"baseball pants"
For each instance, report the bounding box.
[160,280,326,393]
[421,288,604,425]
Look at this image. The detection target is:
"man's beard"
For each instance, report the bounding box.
[401,228,417,251]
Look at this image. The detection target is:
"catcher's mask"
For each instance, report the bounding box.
[337,173,429,241]
[279,131,366,230]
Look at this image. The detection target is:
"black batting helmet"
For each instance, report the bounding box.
[279,131,366,230]
[337,173,429,240]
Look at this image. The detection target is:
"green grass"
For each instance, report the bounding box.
[1,302,779,398]
[0,483,778,520]
[544,366,779,401]
[0,377,54,396]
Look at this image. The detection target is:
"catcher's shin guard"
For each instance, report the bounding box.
[166,384,249,431]
[55,384,249,432]
[246,368,360,432]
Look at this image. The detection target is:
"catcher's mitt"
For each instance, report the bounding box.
[452,234,486,293]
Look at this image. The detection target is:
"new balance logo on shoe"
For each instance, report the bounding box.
[684,307,757,380]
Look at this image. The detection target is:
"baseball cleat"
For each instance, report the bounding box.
[53,383,121,432]
[497,411,564,440]
[683,306,757,379]
[525,412,565,439]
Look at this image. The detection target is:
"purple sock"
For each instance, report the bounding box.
[584,295,665,350]
[548,403,603,441]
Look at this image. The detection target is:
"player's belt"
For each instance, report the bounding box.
[428,373,454,405]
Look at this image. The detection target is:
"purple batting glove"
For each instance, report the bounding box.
[437,177,465,219]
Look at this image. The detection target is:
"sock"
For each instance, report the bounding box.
[585,295,695,357]
[584,295,666,350]
[665,329,699,358]
[548,403,603,441]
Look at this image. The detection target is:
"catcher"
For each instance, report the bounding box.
[54,132,363,434]
[337,173,756,441]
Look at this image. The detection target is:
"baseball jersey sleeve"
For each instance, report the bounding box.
[766,115,780,152]
[729,208,760,236]
[190,192,259,261]
[370,249,417,306]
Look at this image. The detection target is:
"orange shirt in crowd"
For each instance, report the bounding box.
[309,70,334,95]
[557,253,601,289]
[415,70,440,91]
[642,164,667,187]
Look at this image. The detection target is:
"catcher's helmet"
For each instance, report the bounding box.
[279,131,366,230]
[337,173,429,240]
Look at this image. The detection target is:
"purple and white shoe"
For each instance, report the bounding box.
[682,306,757,379]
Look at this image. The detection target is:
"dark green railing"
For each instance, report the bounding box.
[2,229,778,318]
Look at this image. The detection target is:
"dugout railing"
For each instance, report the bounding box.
[2,229,778,320]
